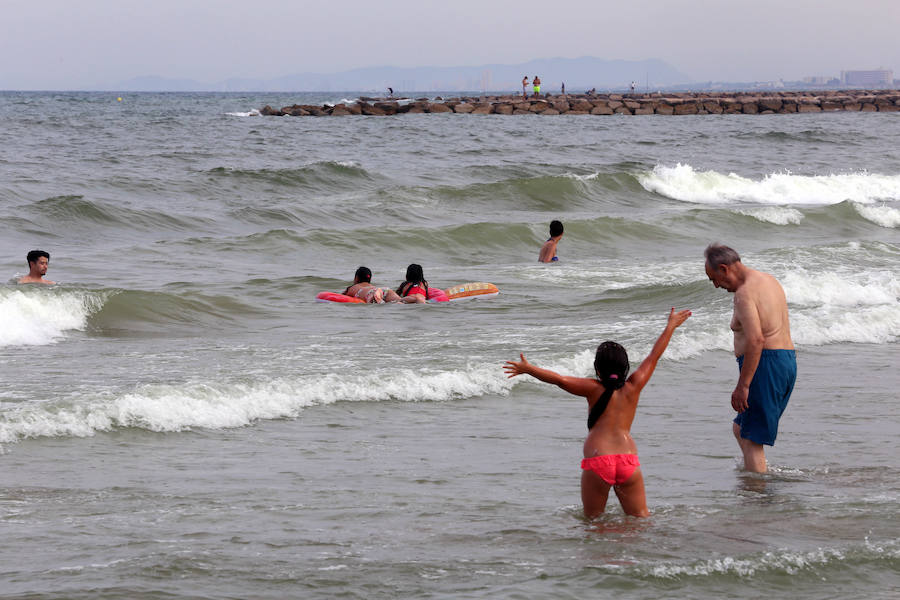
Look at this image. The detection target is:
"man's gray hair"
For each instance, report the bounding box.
[704,243,741,268]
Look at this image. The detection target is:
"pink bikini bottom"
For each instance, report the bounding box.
[581,454,640,486]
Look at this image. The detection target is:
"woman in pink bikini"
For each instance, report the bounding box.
[503,308,691,518]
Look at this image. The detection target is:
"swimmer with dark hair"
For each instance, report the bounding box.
[343,266,400,303]
[538,220,563,263]
[504,308,692,518]
[396,263,429,303]
[19,250,55,284]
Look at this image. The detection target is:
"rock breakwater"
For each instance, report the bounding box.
[260,90,900,117]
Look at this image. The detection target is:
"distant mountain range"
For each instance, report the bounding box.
[101,57,692,92]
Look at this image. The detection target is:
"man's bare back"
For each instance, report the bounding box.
[730,268,793,356]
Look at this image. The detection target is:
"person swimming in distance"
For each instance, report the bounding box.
[18,250,55,284]
[538,220,563,263]
[504,308,692,518]
[396,263,429,303]
[343,266,401,303]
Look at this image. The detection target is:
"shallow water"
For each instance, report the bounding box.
[1,92,898,598]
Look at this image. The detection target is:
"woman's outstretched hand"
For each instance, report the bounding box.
[503,353,531,378]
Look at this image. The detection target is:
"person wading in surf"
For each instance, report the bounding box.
[504,308,692,518]
[538,220,564,263]
[704,243,796,473]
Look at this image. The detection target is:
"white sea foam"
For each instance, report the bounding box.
[0,288,108,347]
[520,258,704,293]
[733,206,804,225]
[780,266,900,344]
[0,363,514,445]
[645,538,899,579]
[638,163,900,205]
[783,269,899,309]
[853,202,900,227]
[225,109,260,117]
[648,547,846,578]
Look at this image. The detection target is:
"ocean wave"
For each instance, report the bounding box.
[792,306,900,345]
[638,164,900,205]
[753,251,900,345]
[0,286,266,347]
[0,287,108,347]
[852,202,900,228]
[26,195,203,232]
[783,269,899,309]
[424,169,643,210]
[732,206,804,225]
[205,161,378,192]
[0,364,513,445]
[0,334,713,445]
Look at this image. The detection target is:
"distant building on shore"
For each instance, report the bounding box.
[803,76,833,86]
[840,69,893,87]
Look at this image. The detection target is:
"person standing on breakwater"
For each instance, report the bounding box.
[704,243,796,473]
[538,220,564,263]
[344,266,401,303]
[396,263,430,303]
[18,250,55,284]
[522,76,529,99]
[561,82,565,96]
[532,75,541,98]
[504,308,692,517]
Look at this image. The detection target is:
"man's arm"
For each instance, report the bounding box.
[732,291,765,412]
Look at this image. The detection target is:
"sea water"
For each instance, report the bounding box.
[1,92,898,599]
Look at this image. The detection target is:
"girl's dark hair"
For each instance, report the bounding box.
[587,341,630,430]
[397,263,428,297]
[594,341,629,388]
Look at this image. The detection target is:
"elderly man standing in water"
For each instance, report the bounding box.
[704,243,796,473]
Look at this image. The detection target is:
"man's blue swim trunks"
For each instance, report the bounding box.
[735,349,797,446]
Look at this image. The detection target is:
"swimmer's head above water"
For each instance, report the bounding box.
[549,220,563,238]
[594,341,629,390]
[353,266,372,284]
[403,263,425,283]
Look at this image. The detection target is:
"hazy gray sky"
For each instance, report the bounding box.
[2,0,898,89]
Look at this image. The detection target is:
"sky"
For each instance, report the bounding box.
[1,0,898,90]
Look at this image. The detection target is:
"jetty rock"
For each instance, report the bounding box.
[258,90,900,117]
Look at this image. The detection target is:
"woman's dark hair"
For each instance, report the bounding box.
[587,341,630,430]
[397,263,428,297]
